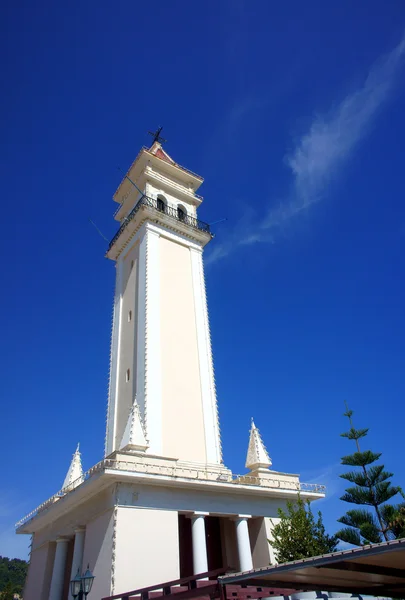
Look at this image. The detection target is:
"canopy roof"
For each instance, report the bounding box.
[219,538,405,598]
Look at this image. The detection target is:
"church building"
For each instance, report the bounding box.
[17,133,325,600]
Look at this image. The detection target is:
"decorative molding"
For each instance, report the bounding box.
[107,204,208,261]
[110,506,118,595]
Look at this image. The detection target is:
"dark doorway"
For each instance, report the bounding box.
[179,515,193,578]
[205,516,223,573]
[62,538,74,600]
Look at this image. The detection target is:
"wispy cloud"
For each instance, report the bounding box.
[301,462,344,503]
[207,34,405,265]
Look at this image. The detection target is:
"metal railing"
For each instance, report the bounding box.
[15,458,325,529]
[102,567,226,600]
[107,195,211,252]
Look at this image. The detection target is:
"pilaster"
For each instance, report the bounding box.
[137,224,162,455]
[105,259,124,455]
[69,528,85,599]
[190,247,222,464]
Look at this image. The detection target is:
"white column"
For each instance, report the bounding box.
[190,513,208,576]
[69,528,85,599]
[235,516,253,572]
[48,538,69,600]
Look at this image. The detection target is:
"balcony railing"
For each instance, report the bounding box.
[108,195,211,252]
[15,458,325,529]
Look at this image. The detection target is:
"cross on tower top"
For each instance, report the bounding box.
[148,126,167,145]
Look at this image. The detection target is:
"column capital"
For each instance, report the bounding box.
[232,514,252,521]
[186,511,209,519]
[74,526,85,533]
[55,537,70,544]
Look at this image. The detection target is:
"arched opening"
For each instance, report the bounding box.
[157,195,166,213]
[177,205,186,222]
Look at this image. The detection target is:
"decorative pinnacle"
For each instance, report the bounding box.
[245,418,272,471]
[120,397,149,451]
[62,443,84,490]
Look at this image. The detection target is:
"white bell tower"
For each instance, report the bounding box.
[104,139,222,465]
[17,133,325,600]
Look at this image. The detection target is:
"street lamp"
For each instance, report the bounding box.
[70,565,95,599]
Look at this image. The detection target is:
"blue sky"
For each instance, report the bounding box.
[2,1,405,559]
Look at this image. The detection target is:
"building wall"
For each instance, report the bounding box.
[23,540,55,600]
[159,235,207,462]
[82,508,114,600]
[264,516,281,565]
[248,517,271,568]
[115,482,298,519]
[113,507,180,593]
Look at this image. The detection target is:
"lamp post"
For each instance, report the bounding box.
[70,565,95,599]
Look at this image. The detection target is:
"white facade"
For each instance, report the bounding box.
[17,140,325,600]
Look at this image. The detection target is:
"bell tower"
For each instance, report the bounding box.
[17,132,325,600]
[105,139,222,466]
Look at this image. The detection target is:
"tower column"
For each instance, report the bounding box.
[142,226,162,455]
[48,537,69,600]
[190,247,221,464]
[190,512,208,576]
[69,528,85,598]
[234,516,253,572]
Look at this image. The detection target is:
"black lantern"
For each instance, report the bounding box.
[70,569,82,598]
[82,566,95,595]
[70,565,95,599]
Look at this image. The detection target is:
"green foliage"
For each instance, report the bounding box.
[0,556,28,595]
[270,496,337,563]
[337,405,404,546]
[2,581,16,600]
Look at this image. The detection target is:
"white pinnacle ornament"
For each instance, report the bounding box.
[120,398,149,452]
[245,418,272,471]
[62,443,84,490]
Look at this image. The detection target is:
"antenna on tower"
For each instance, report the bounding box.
[89,218,109,242]
[117,167,144,196]
[209,218,227,226]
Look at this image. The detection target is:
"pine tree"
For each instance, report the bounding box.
[336,404,405,545]
[270,496,337,563]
